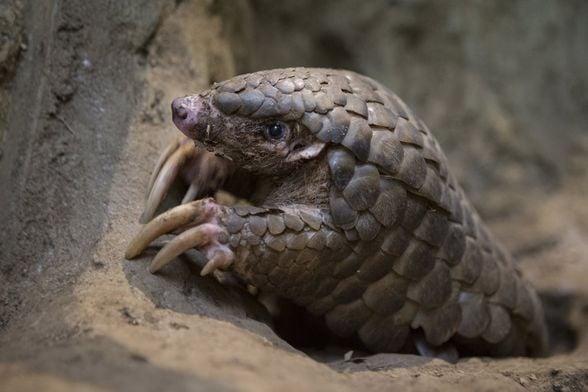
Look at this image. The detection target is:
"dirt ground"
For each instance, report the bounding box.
[1,1,587,391]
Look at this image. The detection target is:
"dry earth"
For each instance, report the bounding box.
[1,1,587,391]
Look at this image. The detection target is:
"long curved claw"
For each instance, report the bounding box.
[181,183,199,204]
[146,137,180,196]
[125,199,216,259]
[140,141,195,223]
[200,247,234,276]
[148,223,224,273]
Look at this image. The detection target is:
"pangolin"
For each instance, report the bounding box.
[126,68,548,358]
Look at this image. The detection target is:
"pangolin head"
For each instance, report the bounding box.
[170,68,352,176]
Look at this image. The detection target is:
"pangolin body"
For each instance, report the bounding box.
[128,68,548,357]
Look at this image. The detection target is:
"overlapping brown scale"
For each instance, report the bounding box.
[461,202,477,238]
[367,102,398,129]
[301,111,326,133]
[304,77,321,92]
[400,195,428,231]
[263,70,282,85]
[333,252,363,279]
[264,233,286,252]
[413,209,450,248]
[284,263,308,290]
[267,214,286,235]
[258,83,280,100]
[367,130,404,175]
[276,79,296,94]
[251,98,279,118]
[313,276,339,298]
[395,145,428,190]
[368,179,407,228]
[340,116,372,161]
[317,107,350,143]
[214,92,241,114]
[301,89,316,111]
[285,232,310,250]
[438,223,466,265]
[473,250,501,296]
[457,292,491,338]
[325,231,348,250]
[481,303,512,344]
[385,92,411,121]
[362,271,409,314]
[308,70,328,84]
[345,227,359,241]
[513,279,536,321]
[318,255,337,278]
[344,94,369,118]
[283,213,305,231]
[380,226,412,257]
[294,247,315,266]
[329,190,358,228]
[217,78,247,93]
[299,210,323,230]
[244,73,263,88]
[449,191,465,224]
[289,91,305,118]
[225,214,245,234]
[392,238,437,280]
[420,146,441,169]
[267,265,289,286]
[325,299,372,338]
[342,164,381,211]
[350,84,382,104]
[228,234,240,248]
[359,315,411,353]
[356,249,392,282]
[437,184,453,212]
[247,215,267,237]
[236,89,265,115]
[330,275,368,304]
[477,224,494,253]
[406,262,453,308]
[306,295,337,316]
[242,229,261,246]
[324,84,347,106]
[418,166,443,204]
[313,92,334,114]
[327,74,353,93]
[451,237,483,285]
[489,265,518,309]
[250,273,268,289]
[412,301,462,346]
[292,77,305,91]
[355,212,381,241]
[395,117,424,147]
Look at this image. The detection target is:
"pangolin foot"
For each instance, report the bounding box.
[140,135,231,223]
[126,198,234,276]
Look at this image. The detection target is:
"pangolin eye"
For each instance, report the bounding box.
[265,122,288,140]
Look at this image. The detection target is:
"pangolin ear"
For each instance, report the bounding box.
[285,141,327,162]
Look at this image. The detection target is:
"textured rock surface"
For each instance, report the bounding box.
[0,0,24,160]
[1,0,587,391]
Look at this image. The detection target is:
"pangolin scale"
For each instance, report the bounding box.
[126,68,548,358]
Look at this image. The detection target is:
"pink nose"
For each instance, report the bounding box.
[171,96,207,138]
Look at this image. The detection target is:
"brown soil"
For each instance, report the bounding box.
[1,1,587,391]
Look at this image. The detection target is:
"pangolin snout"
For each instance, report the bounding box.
[171,96,209,139]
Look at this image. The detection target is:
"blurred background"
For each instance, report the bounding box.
[0,0,587,390]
